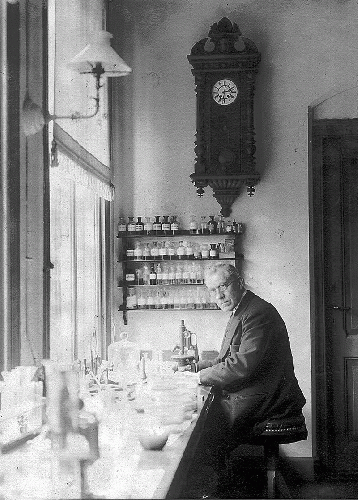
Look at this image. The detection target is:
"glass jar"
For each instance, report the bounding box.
[150,241,159,260]
[127,217,136,235]
[127,288,137,309]
[144,217,153,235]
[159,241,167,260]
[153,216,162,235]
[189,215,198,235]
[134,241,143,260]
[135,217,144,234]
[171,216,180,235]
[117,217,127,235]
[176,241,185,260]
[208,215,217,234]
[162,216,171,235]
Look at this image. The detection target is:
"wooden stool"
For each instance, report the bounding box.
[249,414,308,499]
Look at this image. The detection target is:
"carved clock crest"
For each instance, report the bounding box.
[187,17,261,217]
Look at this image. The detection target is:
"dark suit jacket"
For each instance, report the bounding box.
[197,290,306,429]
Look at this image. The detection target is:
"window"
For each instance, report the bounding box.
[50,147,112,363]
[47,0,112,364]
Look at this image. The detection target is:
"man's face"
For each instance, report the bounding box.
[205,272,243,312]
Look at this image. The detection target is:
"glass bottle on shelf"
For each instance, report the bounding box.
[142,263,150,285]
[127,217,136,235]
[134,241,143,260]
[126,272,135,284]
[167,241,175,260]
[155,290,162,309]
[196,263,204,284]
[135,217,144,234]
[159,241,167,260]
[126,247,134,260]
[162,216,171,235]
[167,290,174,309]
[187,288,195,309]
[195,287,203,309]
[117,217,127,235]
[232,219,238,234]
[149,265,157,285]
[190,262,197,284]
[182,263,190,284]
[173,289,181,310]
[225,219,233,233]
[150,241,159,260]
[175,263,183,284]
[135,268,143,285]
[193,243,201,260]
[144,217,153,235]
[162,263,169,285]
[156,263,163,285]
[127,288,137,309]
[201,243,209,260]
[209,244,218,259]
[217,215,224,234]
[137,289,146,309]
[180,289,187,309]
[185,240,194,259]
[171,216,179,235]
[161,290,169,309]
[143,243,151,260]
[147,289,155,309]
[177,241,185,260]
[153,216,162,235]
[168,264,176,284]
[200,216,209,235]
[189,215,198,235]
[208,215,217,235]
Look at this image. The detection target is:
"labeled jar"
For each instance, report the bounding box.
[117,217,127,234]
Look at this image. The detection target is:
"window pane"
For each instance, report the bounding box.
[75,183,101,361]
[50,167,75,363]
[50,157,108,364]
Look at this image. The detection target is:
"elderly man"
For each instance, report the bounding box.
[185,263,306,497]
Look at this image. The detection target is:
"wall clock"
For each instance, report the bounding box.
[187,17,261,217]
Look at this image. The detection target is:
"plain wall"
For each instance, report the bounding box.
[109,0,358,461]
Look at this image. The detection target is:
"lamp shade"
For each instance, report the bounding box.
[68,30,132,76]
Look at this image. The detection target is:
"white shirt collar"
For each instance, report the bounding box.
[231,289,247,316]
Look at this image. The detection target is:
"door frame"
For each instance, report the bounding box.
[309,110,358,472]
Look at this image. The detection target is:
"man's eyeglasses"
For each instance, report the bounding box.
[208,278,237,296]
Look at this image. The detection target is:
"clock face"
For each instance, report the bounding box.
[212,79,238,105]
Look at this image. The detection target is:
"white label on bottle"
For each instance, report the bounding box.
[162,223,171,231]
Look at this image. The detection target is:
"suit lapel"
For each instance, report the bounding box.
[218,290,255,358]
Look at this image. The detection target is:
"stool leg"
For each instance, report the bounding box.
[264,443,279,499]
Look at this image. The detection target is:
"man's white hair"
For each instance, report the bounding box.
[204,263,245,287]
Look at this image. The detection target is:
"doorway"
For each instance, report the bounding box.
[311,117,358,476]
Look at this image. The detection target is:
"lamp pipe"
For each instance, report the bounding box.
[50,63,104,122]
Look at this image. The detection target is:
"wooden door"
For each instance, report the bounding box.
[313,119,358,475]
